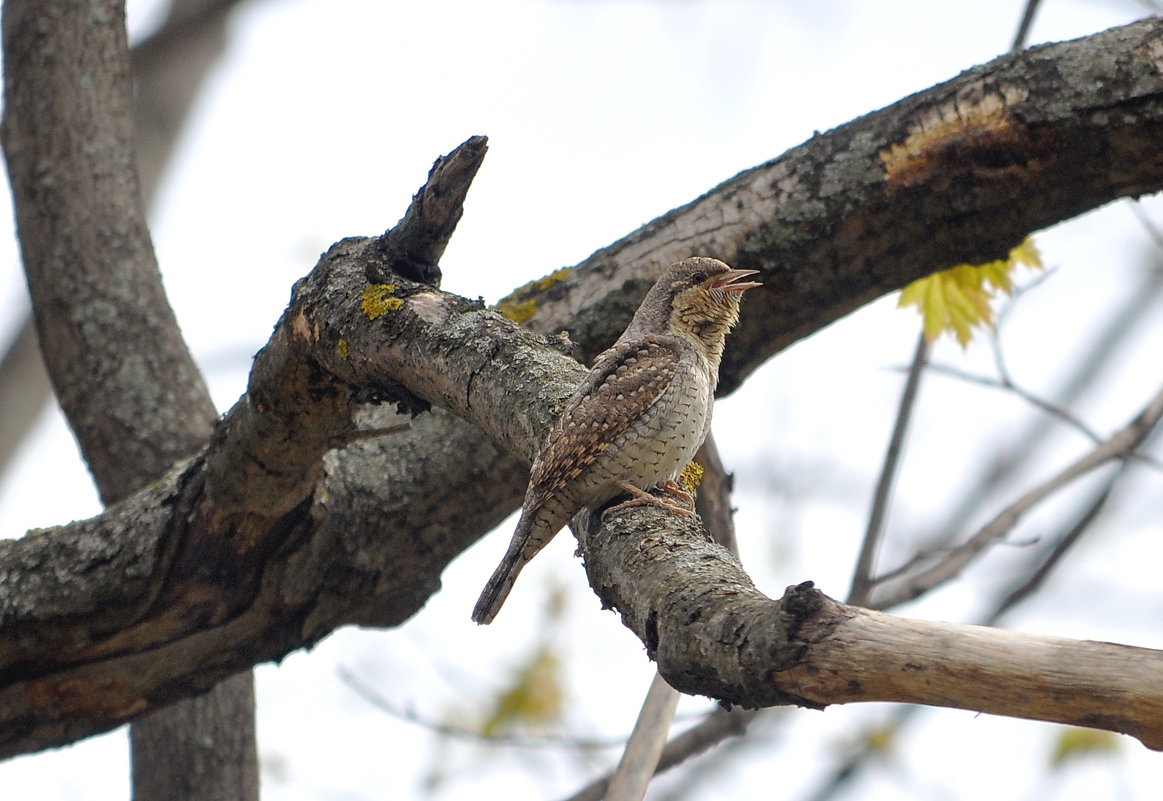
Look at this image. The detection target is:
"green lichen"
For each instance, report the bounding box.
[361,284,403,320]
[337,338,349,359]
[495,267,572,324]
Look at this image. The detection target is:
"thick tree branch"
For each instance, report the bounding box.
[582,508,1163,750]
[2,0,219,502]
[506,18,1163,392]
[0,0,246,485]
[128,3,261,795]
[0,142,523,757]
[1,0,259,793]
[2,19,1163,759]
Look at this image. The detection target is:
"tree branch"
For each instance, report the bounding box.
[582,508,1163,750]
[368,134,488,286]
[2,18,1163,759]
[870,379,1163,607]
[2,1,261,793]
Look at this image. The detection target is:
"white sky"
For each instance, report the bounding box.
[1,1,1161,799]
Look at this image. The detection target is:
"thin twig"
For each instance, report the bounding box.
[873,380,1163,608]
[1010,0,1044,52]
[991,463,1125,615]
[562,708,759,801]
[336,666,624,750]
[921,362,1163,471]
[848,333,929,605]
[1128,200,1163,250]
[926,362,1104,442]
[604,673,682,801]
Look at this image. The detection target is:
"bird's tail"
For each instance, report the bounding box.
[471,514,540,625]
[471,557,521,625]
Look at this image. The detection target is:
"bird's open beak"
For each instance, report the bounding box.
[711,268,762,293]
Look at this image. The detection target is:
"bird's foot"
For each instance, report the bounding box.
[660,480,695,505]
[604,481,698,520]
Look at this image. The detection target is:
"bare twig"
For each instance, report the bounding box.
[562,708,759,801]
[604,673,683,801]
[990,465,1125,615]
[1128,200,1163,250]
[926,356,1163,472]
[923,363,1103,443]
[849,333,929,605]
[1010,0,1044,52]
[336,667,624,750]
[873,380,1163,607]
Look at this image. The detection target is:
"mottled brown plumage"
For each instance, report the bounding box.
[472,257,760,624]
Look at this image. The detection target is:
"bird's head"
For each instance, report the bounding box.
[625,257,761,366]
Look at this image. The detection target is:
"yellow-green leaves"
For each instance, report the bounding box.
[899,238,1042,346]
[1049,726,1120,768]
[481,645,564,736]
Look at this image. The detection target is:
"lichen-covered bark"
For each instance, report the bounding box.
[3,2,258,795]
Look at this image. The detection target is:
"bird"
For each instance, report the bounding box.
[472,257,761,624]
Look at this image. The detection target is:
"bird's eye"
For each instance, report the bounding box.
[690,272,707,284]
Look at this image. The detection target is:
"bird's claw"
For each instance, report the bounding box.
[604,480,698,520]
[661,480,695,505]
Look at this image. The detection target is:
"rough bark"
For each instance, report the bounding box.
[129,3,260,799]
[581,507,1163,750]
[2,0,217,501]
[1,0,257,796]
[0,0,245,484]
[1,17,1163,759]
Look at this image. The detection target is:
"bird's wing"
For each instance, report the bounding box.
[527,336,684,501]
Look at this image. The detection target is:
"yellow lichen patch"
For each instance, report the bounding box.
[337,338,349,360]
[879,81,1030,188]
[361,284,403,320]
[495,267,573,324]
[496,297,538,324]
[678,460,705,493]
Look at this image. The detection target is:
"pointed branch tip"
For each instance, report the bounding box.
[370,135,489,287]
